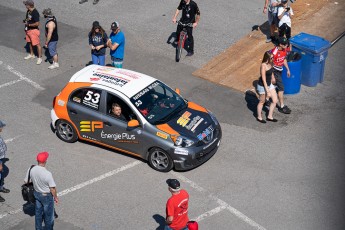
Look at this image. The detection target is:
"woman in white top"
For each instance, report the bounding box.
[278,0,294,40]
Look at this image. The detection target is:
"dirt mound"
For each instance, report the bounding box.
[193,0,345,92]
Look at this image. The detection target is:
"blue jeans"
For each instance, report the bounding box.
[34,191,54,230]
[164,225,188,230]
[92,54,105,66]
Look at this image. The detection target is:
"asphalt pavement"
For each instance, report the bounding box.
[0,1,345,230]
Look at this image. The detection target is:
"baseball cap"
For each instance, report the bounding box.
[279,37,288,45]
[166,179,180,190]
[0,120,6,128]
[93,21,100,28]
[111,21,119,30]
[42,8,53,16]
[37,152,49,163]
[23,0,34,6]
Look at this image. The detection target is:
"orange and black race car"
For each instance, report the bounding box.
[51,65,221,172]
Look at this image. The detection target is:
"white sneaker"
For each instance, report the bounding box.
[36,58,42,65]
[48,62,59,69]
[24,54,35,60]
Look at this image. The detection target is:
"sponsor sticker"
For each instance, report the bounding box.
[101,130,137,143]
[156,132,168,139]
[174,148,189,155]
[90,77,100,81]
[93,72,129,87]
[184,115,203,132]
[117,70,140,79]
[197,125,214,141]
[57,99,65,106]
[80,121,103,132]
[177,111,191,127]
[73,97,81,103]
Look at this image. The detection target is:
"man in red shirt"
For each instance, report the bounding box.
[165,179,189,230]
[271,37,291,114]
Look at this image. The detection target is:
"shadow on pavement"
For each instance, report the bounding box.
[153,214,166,230]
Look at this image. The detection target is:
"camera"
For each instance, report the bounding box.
[286,7,290,11]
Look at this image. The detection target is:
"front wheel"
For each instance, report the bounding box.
[175,33,184,62]
[148,148,174,172]
[56,119,78,143]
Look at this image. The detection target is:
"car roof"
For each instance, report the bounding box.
[70,65,157,98]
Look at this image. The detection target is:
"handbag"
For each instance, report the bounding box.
[187,220,198,230]
[21,165,35,203]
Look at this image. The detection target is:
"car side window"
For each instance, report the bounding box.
[70,88,102,111]
[106,92,137,122]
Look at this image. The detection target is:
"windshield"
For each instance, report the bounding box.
[130,81,187,125]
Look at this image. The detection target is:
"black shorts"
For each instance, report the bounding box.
[273,68,284,92]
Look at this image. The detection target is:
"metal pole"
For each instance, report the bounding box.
[331,31,345,47]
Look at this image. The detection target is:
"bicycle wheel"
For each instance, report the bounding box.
[175,33,185,62]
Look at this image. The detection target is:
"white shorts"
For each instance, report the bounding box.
[257,83,275,94]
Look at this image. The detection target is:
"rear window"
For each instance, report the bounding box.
[70,88,102,111]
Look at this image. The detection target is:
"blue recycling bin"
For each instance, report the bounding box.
[282,51,302,95]
[289,32,331,87]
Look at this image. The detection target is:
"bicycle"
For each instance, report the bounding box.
[175,21,193,62]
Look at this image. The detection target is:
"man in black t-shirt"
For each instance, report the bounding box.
[23,0,42,65]
[172,0,200,57]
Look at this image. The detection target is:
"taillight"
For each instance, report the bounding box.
[53,96,56,108]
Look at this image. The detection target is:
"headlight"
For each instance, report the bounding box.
[208,110,219,126]
[171,135,194,147]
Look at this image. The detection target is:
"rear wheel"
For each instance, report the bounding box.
[56,120,78,143]
[148,148,173,172]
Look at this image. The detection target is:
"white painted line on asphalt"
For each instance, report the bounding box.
[6,65,45,90]
[0,160,142,219]
[58,160,142,196]
[194,205,227,222]
[4,135,23,143]
[0,209,22,219]
[0,61,44,90]
[171,172,267,230]
[0,79,23,89]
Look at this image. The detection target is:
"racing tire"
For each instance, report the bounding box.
[55,119,78,143]
[148,147,174,172]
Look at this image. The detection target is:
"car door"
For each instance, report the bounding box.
[67,87,104,142]
[100,91,144,156]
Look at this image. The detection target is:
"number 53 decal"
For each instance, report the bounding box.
[84,90,101,104]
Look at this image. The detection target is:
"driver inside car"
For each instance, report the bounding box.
[139,94,175,116]
[111,103,127,121]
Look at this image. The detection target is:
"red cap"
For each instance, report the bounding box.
[37,152,49,163]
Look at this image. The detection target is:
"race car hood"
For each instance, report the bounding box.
[157,102,215,141]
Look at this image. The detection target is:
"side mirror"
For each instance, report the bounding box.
[128,119,140,128]
[175,88,180,95]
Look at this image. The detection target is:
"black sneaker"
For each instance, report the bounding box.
[0,188,10,193]
[186,52,194,57]
[278,105,291,114]
[0,195,5,202]
[79,0,88,4]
